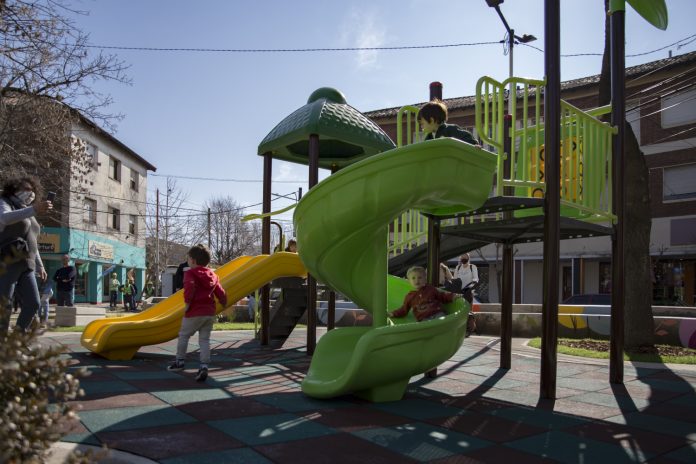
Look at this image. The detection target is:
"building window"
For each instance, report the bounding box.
[130,169,139,191]
[663,163,696,201]
[109,207,120,230]
[129,215,137,236]
[109,157,121,182]
[661,88,696,128]
[84,198,97,224]
[85,141,98,167]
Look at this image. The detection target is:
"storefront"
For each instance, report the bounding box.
[39,227,145,304]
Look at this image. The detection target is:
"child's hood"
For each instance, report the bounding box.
[188,266,219,290]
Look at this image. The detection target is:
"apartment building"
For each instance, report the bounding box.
[366,51,696,305]
[38,115,156,304]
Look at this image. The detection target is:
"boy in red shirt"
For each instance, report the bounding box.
[388,266,462,322]
[167,244,227,381]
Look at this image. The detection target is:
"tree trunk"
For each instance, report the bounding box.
[598,0,654,349]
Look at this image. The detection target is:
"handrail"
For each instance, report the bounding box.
[395,105,421,148]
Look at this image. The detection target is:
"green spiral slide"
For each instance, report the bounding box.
[294,138,497,402]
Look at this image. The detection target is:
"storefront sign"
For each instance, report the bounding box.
[37,233,60,253]
[88,240,114,260]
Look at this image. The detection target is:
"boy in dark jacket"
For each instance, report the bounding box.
[417,100,479,146]
[167,244,227,381]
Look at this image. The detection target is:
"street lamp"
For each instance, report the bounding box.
[485,0,537,79]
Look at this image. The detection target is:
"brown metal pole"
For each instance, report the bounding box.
[540,0,561,400]
[261,153,272,345]
[307,134,320,355]
[328,290,336,331]
[609,5,626,384]
[501,114,514,369]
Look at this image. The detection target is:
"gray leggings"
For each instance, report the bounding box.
[176,315,215,364]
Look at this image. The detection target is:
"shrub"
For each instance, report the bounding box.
[0,327,94,463]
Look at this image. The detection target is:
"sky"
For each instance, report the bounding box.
[68,0,696,230]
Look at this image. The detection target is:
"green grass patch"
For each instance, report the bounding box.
[527,338,696,364]
[50,326,85,332]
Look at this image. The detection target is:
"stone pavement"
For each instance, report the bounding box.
[42,330,696,463]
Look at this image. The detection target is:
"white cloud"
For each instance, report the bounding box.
[341,8,387,70]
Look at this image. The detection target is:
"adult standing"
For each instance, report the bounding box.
[173,261,189,293]
[53,254,76,307]
[0,176,52,333]
[453,253,479,337]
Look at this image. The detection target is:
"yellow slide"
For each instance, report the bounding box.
[81,252,306,360]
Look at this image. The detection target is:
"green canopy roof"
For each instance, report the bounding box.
[258,87,396,170]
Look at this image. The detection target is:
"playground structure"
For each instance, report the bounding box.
[78,0,670,402]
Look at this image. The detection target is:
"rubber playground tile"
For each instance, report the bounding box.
[255,432,418,464]
[79,379,139,396]
[253,391,355,412]
[126,377,205,391]
[176,397,284,421]
[548,399,622,420]
[636,377,696,393]
[96,422,244,461]
[160,448,273,464]
[60,432,101,445]
[71,392,166,411]
[491,405,590,430]
[481,388,541,407]
[556,376,616,392]
[299,406,410,432]
[662,442,696,463]
[566,421,692,456]
[226,383,298,397]
[351,422,492,462]
[78,404,196,433]
[150,387,234,405]
[642,402,696,423]
[665,393,696,408]
[572,391,652,411]
[208,412,337,446]
[112,370,183,380]
[426,410,548,443]
[430,445,562,464]
[598,383,685,402]
[604,412,696,440]
[369,398,465,421]
[507,430,653,463]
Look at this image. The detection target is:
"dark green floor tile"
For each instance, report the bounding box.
[80,380,139,395]
[573,391,651,411]
[208,413,336,445]
[664,442,696,463]
[79,405,196,433]
[112,370,182,380]
[507,430,650,463]
[151,388,234,405]
[493,406,589,430]
[160,448,272,464]
[60,432,101,446]
[604,412,696,439]
[352,422,491,462]
[253,392,353,412]
[370,398,464,421]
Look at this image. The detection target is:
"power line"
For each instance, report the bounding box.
[84,40,501,53]
[150,173,311,183]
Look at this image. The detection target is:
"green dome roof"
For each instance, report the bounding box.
[258,87,395,169]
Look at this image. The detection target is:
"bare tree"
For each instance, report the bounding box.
[0,0,130,222]
[203,196,261,265]
[144,178,202,280]
[598,0,654,349]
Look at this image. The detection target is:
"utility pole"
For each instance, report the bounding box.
[207,207,212,248]
[155,188,160,296]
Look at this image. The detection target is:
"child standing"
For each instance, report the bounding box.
[167,244,227,382]
[388,266,461,322]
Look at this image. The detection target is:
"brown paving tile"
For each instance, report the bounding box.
[566,422,691,455]
[549,399,621,420]
[433,445,562,463]
[255,432,418,464]
[57,416,89,435]
[176,397,283,421]
[97,422,242,460]
[442,397,514,413]
[427,411,547,443]
[299,407,410,432]
[598,384,685,402]
[226,383,298,396]
[70,392,166,411]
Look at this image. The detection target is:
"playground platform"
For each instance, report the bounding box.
[45,329,696,463]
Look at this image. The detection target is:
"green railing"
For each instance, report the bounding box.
[388,75,616,258]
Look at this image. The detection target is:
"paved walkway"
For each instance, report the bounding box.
[42,330,696,463]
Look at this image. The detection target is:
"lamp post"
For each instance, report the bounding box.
[485,0,537,79]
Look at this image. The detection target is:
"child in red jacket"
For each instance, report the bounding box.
[388,266,461,322]
[167,244,227,381]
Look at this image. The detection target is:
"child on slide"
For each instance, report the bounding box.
[388,266,462,322]
[417,99,479,146]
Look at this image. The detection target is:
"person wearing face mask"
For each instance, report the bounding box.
[0,177,53,334]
